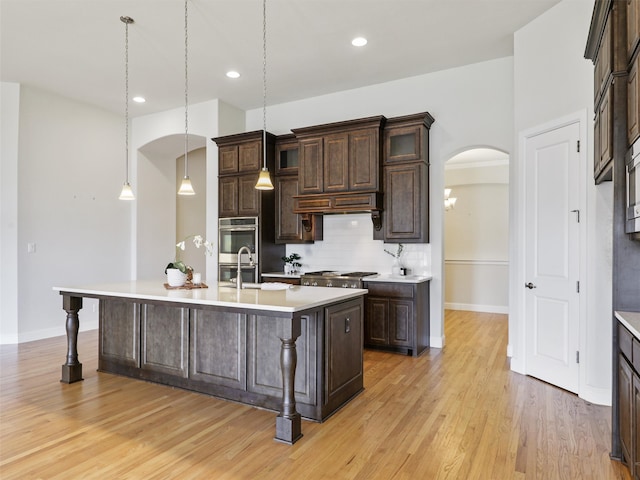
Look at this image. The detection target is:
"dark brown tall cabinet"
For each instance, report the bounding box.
[380,113,434,243]
[213,130,285,276]
[586,1,640,478]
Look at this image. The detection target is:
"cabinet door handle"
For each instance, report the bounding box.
[345,317,351,333]
[525,282,537,289]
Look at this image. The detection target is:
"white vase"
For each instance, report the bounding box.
[392,258,402,276]
[166,268,187,287]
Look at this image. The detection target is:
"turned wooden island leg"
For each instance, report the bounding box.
[61,295,83,383]
[275,316,302,444]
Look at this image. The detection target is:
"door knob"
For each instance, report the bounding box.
[525,282,537,289]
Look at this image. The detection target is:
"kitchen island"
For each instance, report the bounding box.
[53,281,367,444]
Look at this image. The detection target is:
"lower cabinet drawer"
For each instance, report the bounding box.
[366,283,414,298]
[620,323,633,362]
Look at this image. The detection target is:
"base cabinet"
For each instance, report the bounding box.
[99,297,363,422]
[618,322,640,479]
[363,281,429,357]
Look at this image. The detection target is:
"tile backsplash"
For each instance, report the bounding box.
[285,213,431,275]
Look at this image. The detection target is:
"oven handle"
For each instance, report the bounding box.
[219,226,258,232]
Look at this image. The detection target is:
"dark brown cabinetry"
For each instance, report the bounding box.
[618,322,640,479]
[588,0,627,183]
[293,117,383,195]
[98,296,364,422]
[274,134,322,244]
[587,3,640,475]
[629,0,640,59]
[363,281,429,357]
[214,130,275,218]
[99,299,139,369]
[381,113,434,243]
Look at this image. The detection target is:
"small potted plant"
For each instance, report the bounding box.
[165,235,213,287]
[281,253,302,275]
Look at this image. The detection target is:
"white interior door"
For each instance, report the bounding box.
[524,122,580,394]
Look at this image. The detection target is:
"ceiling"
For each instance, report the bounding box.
[1,0,562,119]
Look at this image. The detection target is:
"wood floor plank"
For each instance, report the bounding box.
[0,311,632,479]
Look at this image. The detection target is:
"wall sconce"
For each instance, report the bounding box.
[444,188,457,210]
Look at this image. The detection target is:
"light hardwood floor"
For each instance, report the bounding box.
[0,310,631,479]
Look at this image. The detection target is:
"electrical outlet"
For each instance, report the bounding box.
[27,243,36,254]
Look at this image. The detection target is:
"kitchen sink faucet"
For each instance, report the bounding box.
[236,246,254,290]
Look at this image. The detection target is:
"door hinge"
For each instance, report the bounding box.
[576,351,580,363]
[576,281,580,293]
[577,140,580,152]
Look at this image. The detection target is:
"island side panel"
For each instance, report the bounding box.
[190,309,247,390]
[323,298,364,418]
[99,298,140,369]
[140,304,189,378]
[247,312,318,419]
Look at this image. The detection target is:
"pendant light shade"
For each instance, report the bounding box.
[255,0,274,191]
[119,16,135,201]
[178,176,195,195]
[255,168,274,190]
[119,182,135,200]
[178,0,195,196]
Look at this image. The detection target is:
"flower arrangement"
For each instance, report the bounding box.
[165,235,214,274]
[384,244,404,259]
[282,253,302,274]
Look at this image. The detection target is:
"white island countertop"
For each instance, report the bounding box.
[616,311,640,340]
[53,280,367,313]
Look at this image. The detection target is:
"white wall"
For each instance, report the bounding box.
[1,82,20,343]
[244,57,515,348]
[5,85,131,342]
[176,147,207,276]
[513,0,610,404]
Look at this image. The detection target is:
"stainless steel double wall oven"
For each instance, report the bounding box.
[218,217,259,283]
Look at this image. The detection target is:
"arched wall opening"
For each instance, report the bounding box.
[443,147,510,314]
[135,133,208,281]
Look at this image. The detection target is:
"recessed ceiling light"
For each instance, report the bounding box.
[226,71,240,79]
[351,37,367,47]
[132,96,146,103]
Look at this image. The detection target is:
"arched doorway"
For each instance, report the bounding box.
[443,148,509,314]
[136,133,207,280]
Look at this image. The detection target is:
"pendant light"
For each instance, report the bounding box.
[178,0,195,195]
[255,0,274,190]
[119,16,135,201]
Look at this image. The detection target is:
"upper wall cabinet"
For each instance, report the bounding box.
[585,0,629,184]
[380,113,434,243]
[214,130,275,218]
[274,134,322,244]
[292,116,384,195]
[628,0,640,60]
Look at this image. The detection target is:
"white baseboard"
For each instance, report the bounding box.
[579,385,611,406]
[5,320,99,345]
[430,335,445,349]
[445,302,509,314]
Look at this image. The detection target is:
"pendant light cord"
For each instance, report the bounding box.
[124,18,130,183]
[184,0,189,178]
[262,0,267,169]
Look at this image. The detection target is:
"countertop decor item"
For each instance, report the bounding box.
[282,253,302,274]
[384,244,404,275]
[165,234,213,286]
